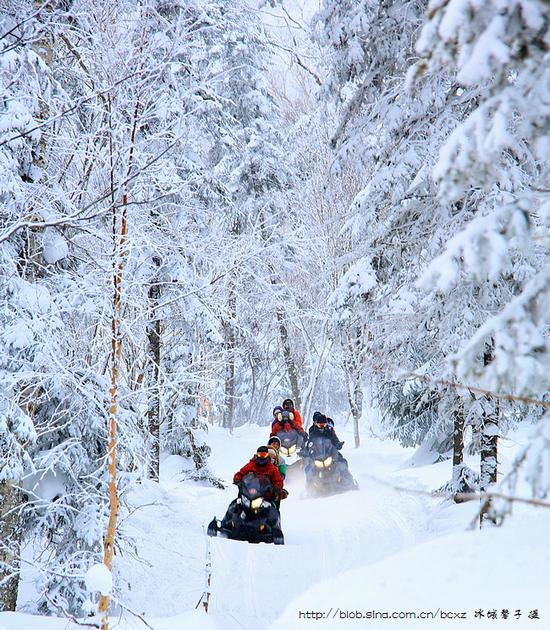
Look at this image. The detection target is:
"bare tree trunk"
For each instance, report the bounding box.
[99,95,138,629]
[480,340,498,526]
[275,309,301,408]
[480,406,499,525]
[348,378,362,448]
[451,401,466,503]
[223,288,237,430]
[346,326,364,448]
[0,482,22,611]
[99,195,126,629]
[146,253,161,481]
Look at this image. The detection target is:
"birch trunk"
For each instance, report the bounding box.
[480,340,498,526]
[348,378,362,448]
[146,253,161,481]
[98,194,126,629]
[451,402,466,503]
[0,482,22,611]
[99,95,139,628]
[223,287,237,431]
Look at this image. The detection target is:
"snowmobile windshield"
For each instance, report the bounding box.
[309,436,334,460]
[239,473,273,500]
[276,428,300,456]
[276,429,298,448]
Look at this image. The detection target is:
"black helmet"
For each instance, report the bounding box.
[282,399,294,411]
[255,446,270,466]
[313,412,328,428]
[268,436,281,447]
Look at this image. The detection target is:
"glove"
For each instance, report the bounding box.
[282,488,289,499]
[336,441,344,449]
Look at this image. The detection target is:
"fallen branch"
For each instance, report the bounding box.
[44,593,100,628]
[110,595,156,630]
[403,371,550,409]
[364,473,550,509]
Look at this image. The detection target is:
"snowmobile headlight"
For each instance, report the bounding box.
[314,459,324,469]
[288,444,297,455]
[241,496,250,507]
[251,497,263,510]
[323,456,332,468]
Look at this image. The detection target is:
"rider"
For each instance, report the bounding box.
[267,436,289,510]
[233,446,284,504]
[270,405,291,436]
[306,412,345,451]
[302,412,350,472]
[267,436,287,480]
[282,399,307,440]
[271,399,308,442]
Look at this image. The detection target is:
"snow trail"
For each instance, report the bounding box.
[200,424,433,628]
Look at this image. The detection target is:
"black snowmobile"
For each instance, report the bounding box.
[207,473,284,545]
[276,427,305,458]
[302,436,359,497]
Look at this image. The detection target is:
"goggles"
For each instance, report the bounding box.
[315,421,328,429]
[256,451,269,459]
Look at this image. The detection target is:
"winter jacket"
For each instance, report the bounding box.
[278,454,287,480]
[270,409,306,437]
[268,447,287,480]
[233,458,284,496]
[307,425,343,450]
[290,409,304,431]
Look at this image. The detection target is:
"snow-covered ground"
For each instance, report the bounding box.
[2,419,549,629]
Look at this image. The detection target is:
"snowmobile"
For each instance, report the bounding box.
[207,473,284,545]
[273,427,306,478]
[276,427,305,458]
[302,436,359,497]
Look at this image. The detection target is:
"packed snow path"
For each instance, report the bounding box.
[112,423,440,629]
[203,426,431,627]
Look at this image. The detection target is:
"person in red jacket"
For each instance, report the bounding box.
[282,399,303,429]
[233,446,284,501]
[271,398,307,440]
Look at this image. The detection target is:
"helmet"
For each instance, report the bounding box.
[326,417,334,428]
[273,405,283,417]
[282,399,294,411]
[313,411,328,429]
[255,446,270,466]
[268,436,281,447]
